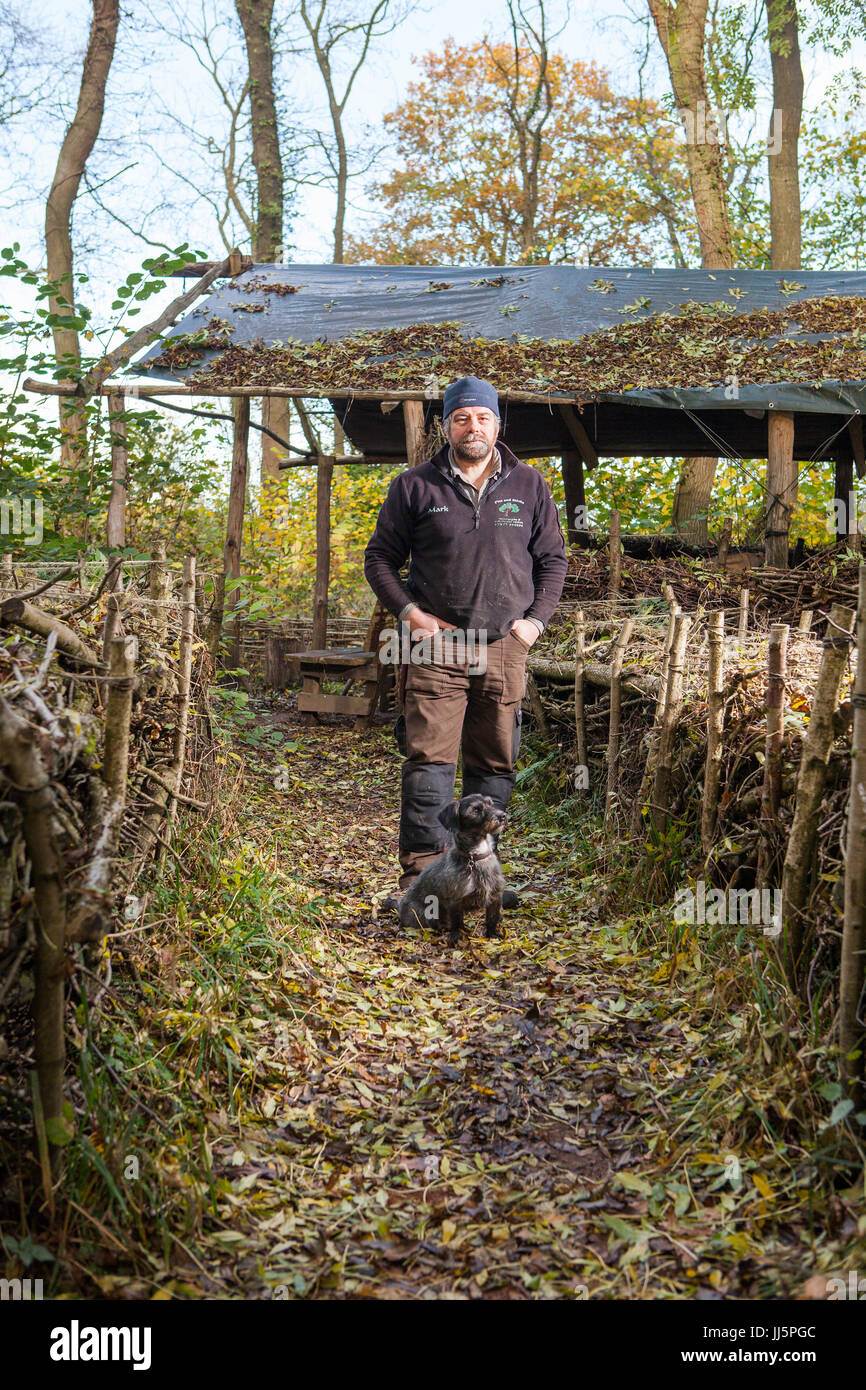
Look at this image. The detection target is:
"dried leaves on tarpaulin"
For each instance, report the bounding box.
[146,296,866,397]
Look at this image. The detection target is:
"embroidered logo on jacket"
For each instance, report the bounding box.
[494,497,526,527]
[426,505,449,513]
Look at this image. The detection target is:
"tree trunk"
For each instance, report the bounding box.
[236,0,284,261]
[765,0,803,269]
[236,0,285,484]
[647,0,731,541]
[261,397,290,482]
[647,0,734,268]
[312,456,333,649]
[561,450,586,543]
[834,445,855,543]
[671,456,718,544]
[44,0,119,460]
[225,398,250,667]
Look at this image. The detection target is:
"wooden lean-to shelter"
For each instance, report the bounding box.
[25,254,866,717]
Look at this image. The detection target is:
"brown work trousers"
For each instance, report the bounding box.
[398,628,529,887]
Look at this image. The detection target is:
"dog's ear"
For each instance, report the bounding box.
[438,802,460,832]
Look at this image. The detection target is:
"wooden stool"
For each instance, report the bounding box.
[297,647,379,718]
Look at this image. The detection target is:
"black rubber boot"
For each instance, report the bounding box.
[398,761,457,888]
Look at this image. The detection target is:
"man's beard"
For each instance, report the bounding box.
[453,434,492,461]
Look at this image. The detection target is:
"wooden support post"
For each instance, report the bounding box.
[561,450,586,544]
[608,510,622,598]
[834,443,856,544]
[605,617,633,819]
[841,563,866,1096]
[782,603,855,984]
[261,397,291,482]
[403,400,426,468]
[738,587,749,644]
[107,392,127,556]
[757,624,789,886]
[311,454,333,651]
[574,610,586,777]
[101,586,124,671]
[224,397,250,667]
[701,612,725,855]
[765,411,796,568]
[848,416,865,479]
[149,539,170,641]
[798,609,813,635]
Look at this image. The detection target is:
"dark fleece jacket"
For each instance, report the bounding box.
[364,441,567,642]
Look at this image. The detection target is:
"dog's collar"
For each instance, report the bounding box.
[455,844,495,868]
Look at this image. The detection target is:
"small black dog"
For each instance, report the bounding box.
[398,794,506,945]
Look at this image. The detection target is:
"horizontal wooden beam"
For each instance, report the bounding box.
[297,691,374,716]
[279,453,400,468]
[558,403,599,470]
[23,376,594,407]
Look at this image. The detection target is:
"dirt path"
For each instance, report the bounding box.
[142,713,831,1301]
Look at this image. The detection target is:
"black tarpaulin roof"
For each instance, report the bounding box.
[133,264,866,461]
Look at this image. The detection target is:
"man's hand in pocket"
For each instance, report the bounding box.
[510,619,539,648]
[406,607,456,638]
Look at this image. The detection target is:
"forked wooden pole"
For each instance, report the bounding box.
[606,617,634,818]
[574,610,586,775]
[700,612,725,855]
[651,613,691,832]
[782,603,855,984]
[757,624,789,886]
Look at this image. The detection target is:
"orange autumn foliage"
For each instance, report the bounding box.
[347,39,694,267]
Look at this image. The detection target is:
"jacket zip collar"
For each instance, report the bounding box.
[432,443,516,529]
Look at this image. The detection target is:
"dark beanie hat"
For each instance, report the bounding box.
[443,376,499,419]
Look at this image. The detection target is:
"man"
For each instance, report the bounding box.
[364,375,568,909]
